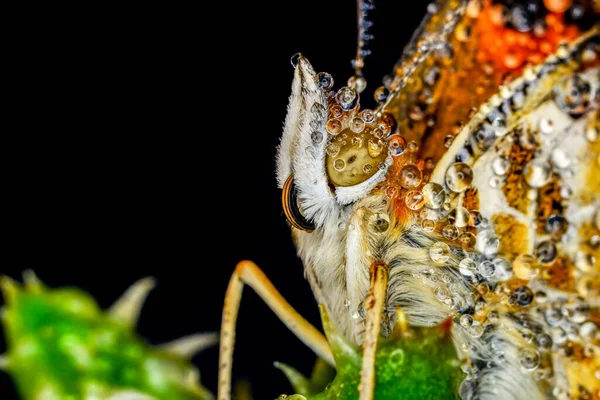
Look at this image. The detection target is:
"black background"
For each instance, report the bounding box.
[2,1,428,398]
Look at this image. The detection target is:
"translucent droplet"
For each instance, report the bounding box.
[579,322,597,342]
[477,260,496,278]
[326,142,340,157]
[333,158,346,171]
[442,224,459,240]
[369,212,390,233]
[326,119,342,135]
[435,286,450,302]
[539,118,554,134]
[350,117,365,133]
[473,124,496,151]
[551,148,570,169]
[519,348,540,370]
[430,242,451,263]
[407,141,419,153]
[405,190,425,210]
[535,333,552,350]
[460,314,474,328]
[311,103,327,120]
[562,296,590,324]
[336,87,358,111]
[493,258,513,281]
[459,258,477,276]
[511,286,534,306]
[489,176,502,188]
[535,241,557,265]
[445,162,473,193]
[492,156,510,175]
[385,185,398,199]
[351,136,363,148]
[513,254,538,280]
[311,131,324,145]
[317,72,334,89]
[459,232,476,248]
[476,230,499,256]
[388,135,406,156]
[586,124,599,142]
[367,138,384,157]
[448,207,470,228]
[329,105,343,119]
[422,183,446,209]
[545,214,568,238]
[398,165,423,189]
[361,109,375,123]
[574,250,595,272]
[348,75,366,94]
[444,135,454,148]
[374,86,389,103]
[421,219,436,232]
[469,322,484,338]
[553,74,594,117]
[524,160,551,188]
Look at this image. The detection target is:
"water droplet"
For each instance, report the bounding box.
[350,117,365,133]
[348,75,366,94]
[317,72,333,89]
[333,158,346,171]
[519,348,540,370]
[477,260,496,278]
[553,74,594,117]
[374,86,389,103]
[460,314,474,328]
[473,124,496,151]
[551,148,570,169]
[351,136,363,148]
[459,258,477,276]
[444,135,454,148]
[311,103,327,120]
[388,135,406,156]
[422,183,446,209]
[360,109,375,123]
[539,118,554,134]
[311,131,324,145]
[492,156,510,175]
[489,176,502,188]
[336,87,358,111]
[326,142,340,157]
[405,190,424,210]
[330,105,343,119]
[459,232,476,248]
[399,165,422,189]
[513,254,538,280]
[562,296,590,324]
[511,286,534,306]
[442,224,459,240]
[407,141,419,153]
[445,162,473,193]
[545,214,568,238]
[448,207,470,228]
[535,241,557,265]
[326,119,342,135]
[369,213,390,233]
[586,124,599,142]
[421,219,436,232]
[476,230,500,256]
[535,333,552,350]
[435,286,450,301]
[367,138,383,158]
[363,164,373,174]
[430,242,451,263]
[493,258,513,281]
[524,160,551,188]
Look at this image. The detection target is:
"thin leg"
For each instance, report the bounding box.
[359,262,390,400]
[218,260,334,400]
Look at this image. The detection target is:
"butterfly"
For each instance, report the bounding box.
[218,0,600,399]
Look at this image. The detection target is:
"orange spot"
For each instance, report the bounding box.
[543,0,572,14]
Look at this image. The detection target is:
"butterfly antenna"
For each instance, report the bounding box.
[377,0,468,114]
[349,0,375,94]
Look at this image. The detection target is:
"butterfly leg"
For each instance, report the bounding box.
[358,261,390,400]
[218,260,334,400]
